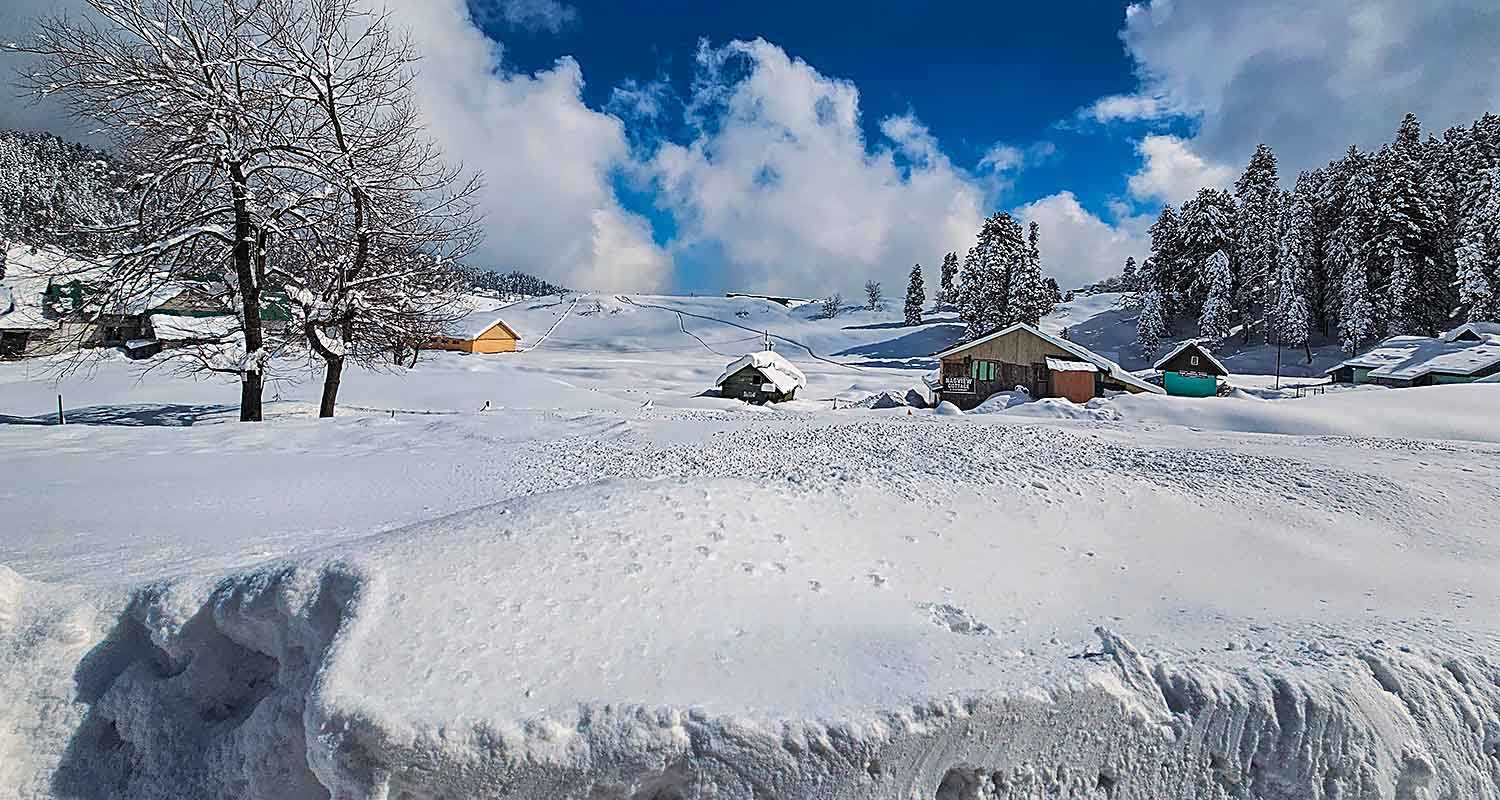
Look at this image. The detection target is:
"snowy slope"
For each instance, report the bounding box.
[3,290,1500,798]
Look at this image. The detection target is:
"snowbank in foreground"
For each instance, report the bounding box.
[7,455,1500,798]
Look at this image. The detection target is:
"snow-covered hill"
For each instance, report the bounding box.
[2,290,1499,799]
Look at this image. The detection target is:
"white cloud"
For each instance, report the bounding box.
[648,39,986,296]
[978,143,1024,173]
[607,79,672,121]
[1125,134,1234,205]
[392,0,669,291]
[1015,192,1150,290]
[1109,0,1500,174]
[472,0,578,34]
[1083,93,1173,123]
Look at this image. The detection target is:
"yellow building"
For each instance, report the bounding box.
[428,312,521,354]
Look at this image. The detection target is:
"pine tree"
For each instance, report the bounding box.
[937,251,959,308]
[1456,168,1500,321]
[1233,144,1281,343]
[1179,187,1238,318]
[957,211,1026,336]
[1371,114,1445,336]
[1337,249,1376,353]
[1198,250,1234,345]
[1121,256,1138,291]
[1147,204,1184,321]
[1006,221,1051,326]
[903,263,926,326]
[1274,186,1313,357]
[1136,274,1167,355]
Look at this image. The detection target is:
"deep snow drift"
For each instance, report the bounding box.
[3,291,1500,798]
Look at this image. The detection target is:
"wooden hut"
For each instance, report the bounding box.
[429,311,521,354]
[715,350,807,404]
[1153,341,1229,397]
[930,323,1161,409]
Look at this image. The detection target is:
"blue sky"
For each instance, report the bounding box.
[4,0,1497,294]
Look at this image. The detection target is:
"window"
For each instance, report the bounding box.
[1190,355,1200,366]
[969,360,997,381]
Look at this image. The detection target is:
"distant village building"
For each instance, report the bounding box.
[724,292,813,308]
[715,350,807,404]
[1152,341,1229,397]
[1326,325,1500,387]
[1446,322,1500,343]
[929,322,1162,409]
[428,310,521,354]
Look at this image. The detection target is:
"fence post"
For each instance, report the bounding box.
[57,393,65,425]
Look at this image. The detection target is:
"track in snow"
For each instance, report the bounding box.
[619,295,865,373]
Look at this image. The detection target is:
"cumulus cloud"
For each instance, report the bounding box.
[392,0,670,291]
[1015,192,1150,290]
[648,39,986,295]
[1110,0,1500,174]
[1125,134,1235,205]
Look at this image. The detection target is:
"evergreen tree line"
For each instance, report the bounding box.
[463,267,567,298]
[1134,112,1500,357]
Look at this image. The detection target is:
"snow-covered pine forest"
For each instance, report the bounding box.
[1134,112,1500,356]
[0,131,131,257]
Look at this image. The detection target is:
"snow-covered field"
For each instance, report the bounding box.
[3,293,1499,799]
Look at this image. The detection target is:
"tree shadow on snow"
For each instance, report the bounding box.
[833,323,964,363]
[1059,304,1143,369]
[0,402,234,427]
[839,319,933,331]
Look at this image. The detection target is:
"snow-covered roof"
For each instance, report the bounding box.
[150,313,237,342]
[1443,322,1500,342]
[0,297,53,331]
[1328,334,1500,380]
[936,323,1164,394]
[448,306,521,341]
[1044,357,1097,372]
[0,244,67,331]
[715,350,808,394]
[1152,340,1229,375]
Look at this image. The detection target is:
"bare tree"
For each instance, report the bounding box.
[249,0,481,417]
[820,292,844,319]
[10,0,320,421]
[864,280,883,311]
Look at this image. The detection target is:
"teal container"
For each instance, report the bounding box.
[1163,371,1218,397]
